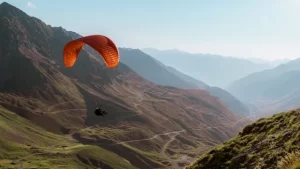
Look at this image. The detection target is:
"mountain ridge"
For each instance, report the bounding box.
[142,48,272,88]
[227,58,300,116]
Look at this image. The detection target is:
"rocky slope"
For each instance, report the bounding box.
[0,2,251,169]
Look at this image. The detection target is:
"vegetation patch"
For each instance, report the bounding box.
[188,109,300,169]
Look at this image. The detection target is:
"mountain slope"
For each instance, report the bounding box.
[119,48,205,89]
[205,87,250,117]
[0,106,136,169]
[227,59,300,116]
[165,66,251,116]
[0,2,251,169]
[142,48,270,88]
[165,66,208,89]
[188,109,300,169]
[245,57,290,66]
[120,49,250,116]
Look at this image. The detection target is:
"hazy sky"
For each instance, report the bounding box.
[3,0,300,61]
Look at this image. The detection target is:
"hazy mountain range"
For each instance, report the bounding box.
[245,57,290,66]
[227,58,300,116]
[142,48,281,88]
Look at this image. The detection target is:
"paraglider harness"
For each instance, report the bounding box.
[94,107,108,117]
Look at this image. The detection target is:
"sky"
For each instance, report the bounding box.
[2,0,300,61]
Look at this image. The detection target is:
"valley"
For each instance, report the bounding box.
[0,2,252,169]
[1,1,299,169]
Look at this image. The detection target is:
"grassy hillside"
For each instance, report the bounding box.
[188,109,300,169]
[0,106,136,169]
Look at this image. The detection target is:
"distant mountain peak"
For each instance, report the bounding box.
[120,47,140,52]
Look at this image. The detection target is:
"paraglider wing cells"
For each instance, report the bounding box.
[63,35,120,68]
[63,40,85,67]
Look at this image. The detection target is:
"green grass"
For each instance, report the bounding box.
[187,109,300,169]
[122,143,166,164]
[0,106,69,145]
[0,106,137,169]
[74,145,138,169]
[277,151,300,169]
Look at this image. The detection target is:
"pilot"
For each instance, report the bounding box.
[94,107,108,116]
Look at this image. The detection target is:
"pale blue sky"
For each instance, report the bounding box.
[2,0,300,60]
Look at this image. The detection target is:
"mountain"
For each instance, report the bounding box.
[119,48,207,89]
[245,57,290,67]
[0,2,251,169]
[165,66,251,116]
[205,87,251,117]
[120,50,250,116]
[227,58,300,116]
[187,109,300,169]
[142,48,271,88]
[165,66,208,89]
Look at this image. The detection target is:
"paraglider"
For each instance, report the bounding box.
[94,107,108,117]
[63,35,119,118]
[63,35,120,68]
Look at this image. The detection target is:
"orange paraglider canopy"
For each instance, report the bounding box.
[63,35,119,68]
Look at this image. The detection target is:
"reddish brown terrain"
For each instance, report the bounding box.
[0,2,252,169]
